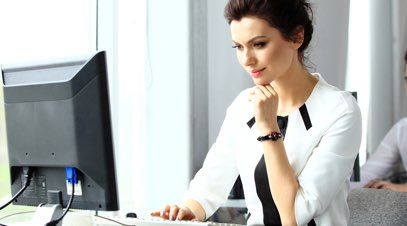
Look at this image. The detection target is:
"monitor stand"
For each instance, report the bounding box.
[30,190,64,226]
[30,203,63,226]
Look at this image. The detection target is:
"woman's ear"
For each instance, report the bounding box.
[292,26,305,49]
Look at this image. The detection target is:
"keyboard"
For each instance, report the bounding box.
[92,216,244,226]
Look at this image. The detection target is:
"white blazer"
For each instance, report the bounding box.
[184,74,362,226]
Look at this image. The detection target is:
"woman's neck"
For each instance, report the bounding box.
[272,65,318,116]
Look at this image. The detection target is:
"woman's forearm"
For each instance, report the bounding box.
[263,139,299,225]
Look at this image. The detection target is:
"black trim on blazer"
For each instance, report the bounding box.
[247,117,256,128]
[299,104,312,130]
[247,104,312,131]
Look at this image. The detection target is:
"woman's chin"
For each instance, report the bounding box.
[252,78,272,86]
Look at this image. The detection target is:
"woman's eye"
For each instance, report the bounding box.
[254,42,266,48]
[232,45,243,50]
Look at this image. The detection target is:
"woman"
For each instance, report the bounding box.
[357,49,407,192]
[152,0,362,225]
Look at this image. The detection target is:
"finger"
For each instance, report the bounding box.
[150,211,161,217]
[371,181,386,189]
[169,204,180,221]
[248,89,255,102]
[381,184,392,190]
[381,182,396,191]
[256,85,273,98]
[160,204,171,219]
[176,207,190,220]
[364,180,383,188]
[249,87,256,95]
[249,86,265,96]
[249,87,269,104]
[367,181,380,189]
[363,180,376,188]
[264,84,277,96]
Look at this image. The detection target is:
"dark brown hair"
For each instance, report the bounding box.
[405,49,407,64]
[224,0,313,65]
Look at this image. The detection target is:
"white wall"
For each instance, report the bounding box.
[97,0,148,215]
[98,0,192,216]
[367,1,394,154]
[345,0,371,164]
[309,0,350,89]
[144,0,192,213]
[207,0,252,146]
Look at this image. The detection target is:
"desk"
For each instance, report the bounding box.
[0,201,249,226]
[221,199,247,209]
[0,211,93,226]
[206,199,247,225]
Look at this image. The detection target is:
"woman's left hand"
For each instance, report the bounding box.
[248,84,279,134]
[364,180,407,192]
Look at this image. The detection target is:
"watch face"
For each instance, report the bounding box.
[257,132,282,142]
[270,132,279,141]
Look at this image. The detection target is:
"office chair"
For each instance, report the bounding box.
[350,91,360,182]
[347,188,407,225]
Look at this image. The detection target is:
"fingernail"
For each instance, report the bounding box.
[169,215,173,221]
[160,211,164,217]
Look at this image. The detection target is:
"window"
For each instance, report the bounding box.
[0,1,95,64]
[0,0,148,217]
[346,0,371,165]
[0,0,95,216]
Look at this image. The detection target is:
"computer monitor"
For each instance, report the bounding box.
[1,51,119,214]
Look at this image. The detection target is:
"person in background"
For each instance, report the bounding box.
[152,0,362,225]
[356,49,407,192]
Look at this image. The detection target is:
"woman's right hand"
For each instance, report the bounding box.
[150,204,198,221]
[248,85,280,135]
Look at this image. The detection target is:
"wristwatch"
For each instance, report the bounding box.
[257,131,283,142]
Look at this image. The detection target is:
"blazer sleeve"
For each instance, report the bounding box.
[182,96,243,218]
[294,94,362,225]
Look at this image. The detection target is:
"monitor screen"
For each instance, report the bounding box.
[1,51,119,211]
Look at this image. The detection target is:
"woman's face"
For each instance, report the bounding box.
[230,16,300,85]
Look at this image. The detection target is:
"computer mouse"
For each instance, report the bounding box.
[126,212,138,218]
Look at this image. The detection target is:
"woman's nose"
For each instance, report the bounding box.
[242,50,256,66]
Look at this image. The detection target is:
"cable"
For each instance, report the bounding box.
[0,210,35,221]
[0,167,34,210]
[44,167,77,226]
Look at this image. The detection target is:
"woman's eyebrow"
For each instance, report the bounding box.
[232,35,268,45]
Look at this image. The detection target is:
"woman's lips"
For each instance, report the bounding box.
[250,68,266,78]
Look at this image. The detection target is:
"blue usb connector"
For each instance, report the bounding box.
[65,167,78,184]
